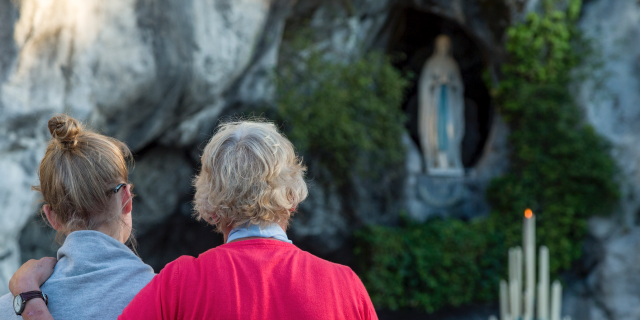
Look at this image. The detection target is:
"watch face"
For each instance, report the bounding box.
[13,295,23,313]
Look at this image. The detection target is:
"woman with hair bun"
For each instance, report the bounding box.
[11,120,378,320]
[0,115,155,319]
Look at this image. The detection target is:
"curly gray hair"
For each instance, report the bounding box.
[193,121,308,232]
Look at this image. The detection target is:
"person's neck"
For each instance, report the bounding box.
[94,224,125,244]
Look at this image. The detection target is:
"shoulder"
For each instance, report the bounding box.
[0,292,12,303]
[158,255,197,278]
[296,252,374,313]
[167,254,197,266]
[299,251,373,304]
[296,249,362,281]
[155,246,238,282]
[0,292,19,320]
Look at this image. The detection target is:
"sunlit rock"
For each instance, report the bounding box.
[0,0,280,293]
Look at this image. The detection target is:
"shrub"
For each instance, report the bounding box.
[355,0,619,312]
[275,50,408,184]
[355,218,493,312]
[488,0,619,273]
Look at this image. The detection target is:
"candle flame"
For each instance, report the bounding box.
[524,208,533,219]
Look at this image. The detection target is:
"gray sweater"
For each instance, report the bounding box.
[0,230,155,319]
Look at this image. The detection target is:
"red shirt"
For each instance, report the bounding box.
[118,239,378,320]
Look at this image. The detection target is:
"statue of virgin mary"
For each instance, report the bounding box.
[418,35,465,176]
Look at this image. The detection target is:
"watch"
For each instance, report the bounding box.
[13,291,48,315]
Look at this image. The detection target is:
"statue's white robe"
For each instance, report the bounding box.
[418,54,465,176]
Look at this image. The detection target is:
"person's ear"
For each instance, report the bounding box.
[121,184,132,215]
[43,205,62,231]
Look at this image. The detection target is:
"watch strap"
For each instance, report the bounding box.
[14,290,48,316]
[21,290,48,306]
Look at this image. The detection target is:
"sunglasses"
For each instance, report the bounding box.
[112,183,127,194]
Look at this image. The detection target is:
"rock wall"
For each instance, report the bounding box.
[0,0,286,294]
[565,0,640,319]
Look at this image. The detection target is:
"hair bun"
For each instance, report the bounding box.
[48,115,82,148]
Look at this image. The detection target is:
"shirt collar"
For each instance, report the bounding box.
[227,223,292,244]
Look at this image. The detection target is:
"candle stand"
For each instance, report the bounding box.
[489,209,571,320]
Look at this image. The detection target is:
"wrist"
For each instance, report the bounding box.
[21,298,48,317]
[10,280,40,296]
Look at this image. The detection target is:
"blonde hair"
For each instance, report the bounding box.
[193,120,308,232]
[32,115,133,241]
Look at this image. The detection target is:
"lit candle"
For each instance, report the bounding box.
[550,280,562,320]
[500,280,509,320]
[524,209,536,320]
[538,246,549,320]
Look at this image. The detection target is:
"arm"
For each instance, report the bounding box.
[9,258,57,320]
[14,300,51,320]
